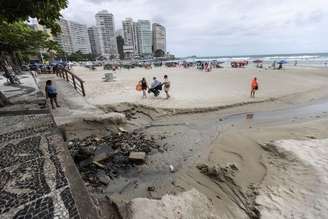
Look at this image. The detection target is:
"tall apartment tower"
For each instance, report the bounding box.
[55,19,91,54]
[68,21,91,54]
[95,10,118,58]
[55,19,73,54]
[152,23,166,53]
[136,20,152,57]
[122,18,139,58]
[88,26,102,56]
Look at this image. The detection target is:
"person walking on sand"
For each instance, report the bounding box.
[140,77,148,98]
[163,75,171,99]
[250,77,259,98]
[45,80,60,109]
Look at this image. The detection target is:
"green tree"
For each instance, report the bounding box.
[0,0,68,34]
[67,51,95,62]
[154,49,165,57]
[0,0,68,106]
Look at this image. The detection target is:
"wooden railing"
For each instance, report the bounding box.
[55,69,86,96]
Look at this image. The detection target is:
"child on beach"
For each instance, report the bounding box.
[250,77,258,98]
[163,75,171,99]
[45,80,60,109]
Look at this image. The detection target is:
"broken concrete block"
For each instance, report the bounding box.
[93,152,111,162]
[118,127,128,133]
[97,170,111,185]
[129,152,146,162]
[79,158,93,168]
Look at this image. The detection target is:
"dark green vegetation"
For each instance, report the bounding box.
[0,0,68,106]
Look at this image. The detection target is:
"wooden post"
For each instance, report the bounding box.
[72,76,77,89]
[80,81,86,96]
[65,70,69,81]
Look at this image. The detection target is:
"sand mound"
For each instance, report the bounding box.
[125,189,220,219]
[258,139,328,219]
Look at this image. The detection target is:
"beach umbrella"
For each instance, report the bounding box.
[253,59,263,64]
[278,60,288,64]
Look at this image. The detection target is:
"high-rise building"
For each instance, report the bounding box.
[55,19,73,54]
[136,20,152,57]
[95,10,117,58]
[88,26,102,56]
[68,21,91,54]
[122,18,139,57]
[152,23,166,54]
[55,19,91,54]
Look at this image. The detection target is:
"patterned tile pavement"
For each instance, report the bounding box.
[0,112,81,219]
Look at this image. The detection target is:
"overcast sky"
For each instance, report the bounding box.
[62,0,328,57]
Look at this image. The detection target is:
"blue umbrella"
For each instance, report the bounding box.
[278,60,288,64]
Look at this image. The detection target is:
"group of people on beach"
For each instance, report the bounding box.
[136,75,171,99]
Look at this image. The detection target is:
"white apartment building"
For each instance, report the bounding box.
[55,19,73,54]
[95,10,118,58]
[136,20,152,57]
[55,19,91,54]
[152,23,166,53]
[68,21,91,54]
[122,18,139,58]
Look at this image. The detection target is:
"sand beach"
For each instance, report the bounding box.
[38,64,328,218]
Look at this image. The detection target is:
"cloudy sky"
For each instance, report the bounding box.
[62,0,328,57]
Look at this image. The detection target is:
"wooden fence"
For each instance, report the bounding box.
[55,69,86,96]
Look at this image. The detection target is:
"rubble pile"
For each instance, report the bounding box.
[67,131,161,187]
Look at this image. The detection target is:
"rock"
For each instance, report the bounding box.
[246,114,254,119]
[93,146,114,162]
[228,163,239,171]
[93,151,112,163]
[207,166,218,176]
[79,158,93,168]
[129,152,146,163]
[97,170,111,185]
[147,186,155,192]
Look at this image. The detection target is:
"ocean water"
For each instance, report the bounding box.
[184,53,328,68]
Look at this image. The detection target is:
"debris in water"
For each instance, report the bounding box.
[246,114,254,119]
[147,186,155,192]
[67,132,163,188]
[129,152,146,163]
[169,165,175,173]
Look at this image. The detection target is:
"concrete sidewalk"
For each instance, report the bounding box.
[0,72,98,219]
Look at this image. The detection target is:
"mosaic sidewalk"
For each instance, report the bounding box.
[0,111,84,219]
[0,72,99,219]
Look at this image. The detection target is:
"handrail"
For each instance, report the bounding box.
[55,69,86,96]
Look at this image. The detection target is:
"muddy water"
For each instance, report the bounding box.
[112,98,328,218]
[81,98,328,218]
